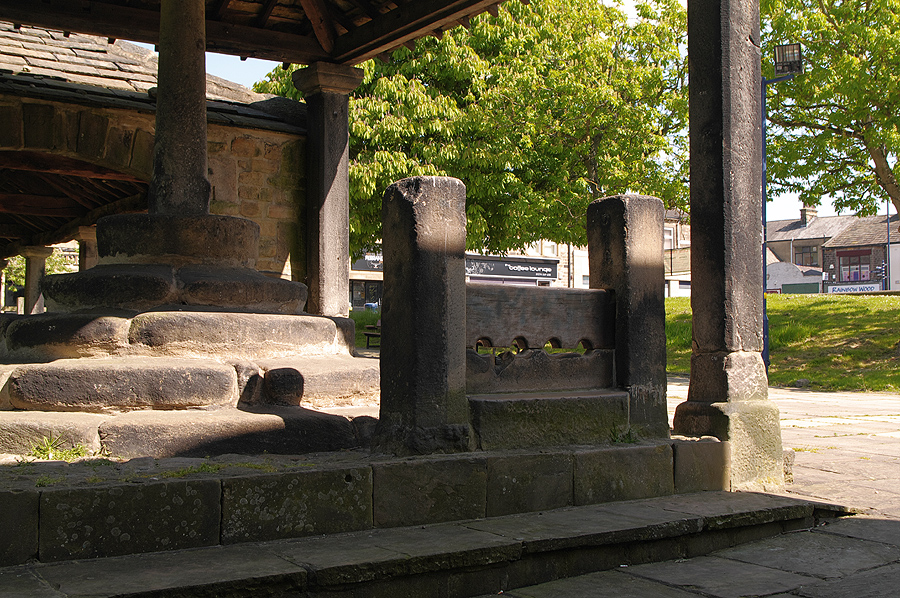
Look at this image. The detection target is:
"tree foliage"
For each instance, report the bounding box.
[255,0,687,255]
[763,0,900,218]
[3,249,77,288]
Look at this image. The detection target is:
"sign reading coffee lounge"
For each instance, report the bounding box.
[465,256,558,280]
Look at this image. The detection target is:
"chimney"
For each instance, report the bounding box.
[800,207,817,226]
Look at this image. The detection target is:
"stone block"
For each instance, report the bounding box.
[466,349,615,396]
[0,489,38,566]
[129,128,154,177]
[673,438,731,493]
[0,104,22,148]
[5,312,130,359]
[22,103,55,149]
[231,136,260,157]
[103,126,134,169]
[99,406,360,458]
[574,442,674,505]
[42,263,178,312]
[0,411,108,454]
[221,466,373,543]
[178,265,306,314]
[486,452,573,517]
[39,479,221,561]
[373,456,487,527]
[8,358,238,412]
[76,111,109,159]
[128,312,347,359]
[469,391,629,450]
[257,355,379,406]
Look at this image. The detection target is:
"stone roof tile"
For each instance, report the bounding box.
[823,214,899,248]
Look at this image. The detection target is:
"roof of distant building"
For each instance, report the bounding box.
[823,214,900,248]
[766,213,858,243]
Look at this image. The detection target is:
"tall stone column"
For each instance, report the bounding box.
[292,63,363,317]
[672,0,783,489]
[22,246,52,315]
[74,226,98,271]
[376,176,470,455]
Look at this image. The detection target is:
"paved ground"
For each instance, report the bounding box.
[485,380,900,597]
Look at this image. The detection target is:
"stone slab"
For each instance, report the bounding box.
[129,311,352,358]
[673,438,731,493]
[0,489,38,566]
[489,569,700,598]
[99,406,360,458]
[0,411,109,454]
[372,456,487,527]
[4,312,130,360]
[33,543,307,597]
[715,528,900,579]
[815,515,900,547]
[794,562,900,598]
[221,465,373,543]
[257,354,379,406]
[574,442,674,505]
[8,358,238,412]
[469,391,629,450]
[486,452,573,517]
[626,555,816,598]
[39,478,221,561]
[646,490,825,528]
[0,567,63,598]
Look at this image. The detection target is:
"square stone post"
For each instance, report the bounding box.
[22,246,53,315]
[587,195,668,438]
[73,226,98,271]
[293,63,363,317]
[376,176,470,455]
[672,0,783,490]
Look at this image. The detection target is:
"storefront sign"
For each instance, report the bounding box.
[351,254,383,272]
[465,256,557,280]
[826,283,881,294]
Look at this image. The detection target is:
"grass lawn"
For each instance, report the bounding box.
[666,294,900,392]
[349,308,381,348]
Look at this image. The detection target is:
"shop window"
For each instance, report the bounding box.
[664,227,675,250]
[839,254,871,282]
[794,245,818,266]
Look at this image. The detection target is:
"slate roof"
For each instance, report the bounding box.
[823,214,900,248]
[0,22,306,135]
[766,214,857,243]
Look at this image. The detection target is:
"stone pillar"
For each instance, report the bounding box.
[672,0,783,490]
[376,176,470,455]
[147,0,210,215]
[74,226,98,271]
[22,246,52,315]
[292,63,363,317]
[587,195,668,438]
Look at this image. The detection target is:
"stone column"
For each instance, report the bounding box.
[22,246,52,315]
[587,195,668,438]
[147,0,210,215]
[376,176,470,455]
[672,0,783,490]
[292,63,363,317]
[74,226,98,271]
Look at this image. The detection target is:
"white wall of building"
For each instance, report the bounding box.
[891,244,900,290]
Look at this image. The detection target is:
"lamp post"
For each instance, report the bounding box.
[887,199,892,291]
[762,43,804,370]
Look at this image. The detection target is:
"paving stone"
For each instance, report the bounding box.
[0,490,38,566]
[221,465,373,543]
[716,528,900,579]
[574,442,674,504]
[627,555,817,598]
[815,516,900,547]
[271,535,408,585]
[492,569,701,597]
[373,456,487,527]
[0,567,62,597]
[32,544,306,597]
[486,452,573,517]
[795,562,900,598]
[39,479,221,561]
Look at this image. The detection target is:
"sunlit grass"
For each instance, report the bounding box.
[666,294,900,392]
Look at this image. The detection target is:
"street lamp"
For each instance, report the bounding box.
[762,43,804,370]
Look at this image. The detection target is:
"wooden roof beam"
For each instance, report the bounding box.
[298,0,338,53]
[255,0,278,27]
[0,194,84,218]
[0,151,145,182]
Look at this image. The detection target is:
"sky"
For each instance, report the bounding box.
[150,48,897,224]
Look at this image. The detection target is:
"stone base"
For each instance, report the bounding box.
[673,400,783,491]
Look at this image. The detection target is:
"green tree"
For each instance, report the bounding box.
[256,0,687,255]
[4,249,78,288]
[763,0,900,218]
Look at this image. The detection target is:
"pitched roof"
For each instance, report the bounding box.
[766,214,857,243]
[823,214,900,248]
[0,22,305,134]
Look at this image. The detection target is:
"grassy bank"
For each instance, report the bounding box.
[349,308,381,348]
[666,294,900,392]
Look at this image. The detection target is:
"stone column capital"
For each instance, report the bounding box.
[21,246,53,259]
[73,226,97,243]
[292,62,364,96]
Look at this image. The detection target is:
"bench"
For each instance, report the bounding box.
[363,319,381,348]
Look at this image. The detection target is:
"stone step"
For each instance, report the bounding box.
[0,491,849,598]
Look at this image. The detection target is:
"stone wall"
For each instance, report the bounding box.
[0,95,305,280]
